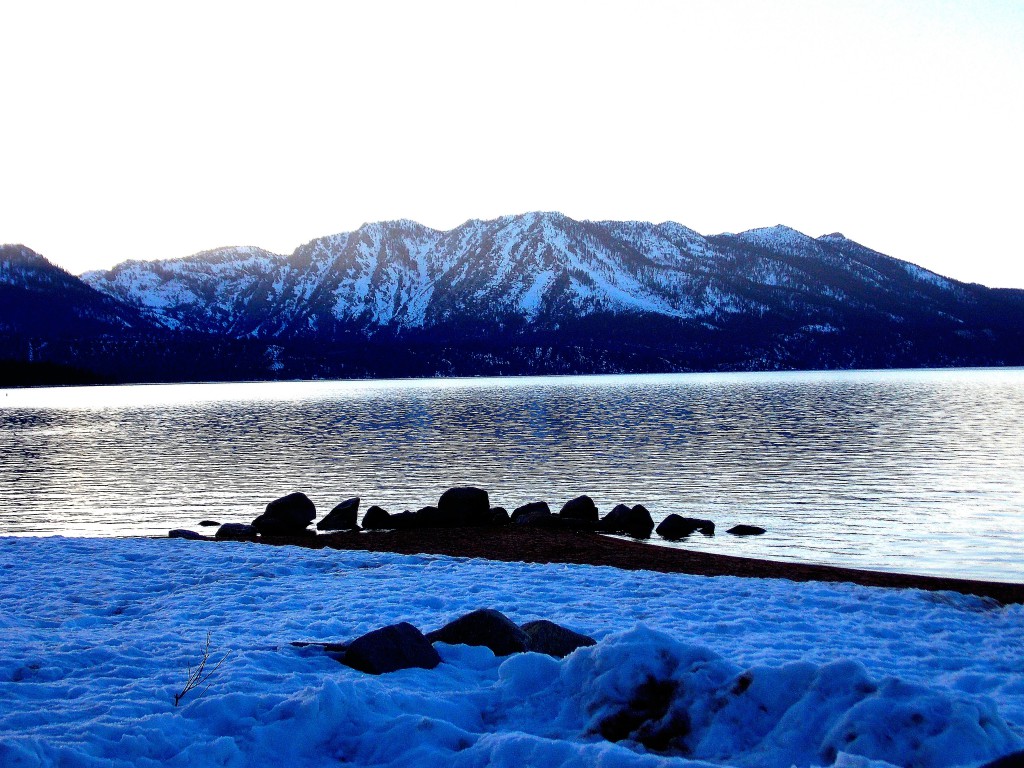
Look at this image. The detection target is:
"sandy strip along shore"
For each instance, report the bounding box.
[188,527,1024,604]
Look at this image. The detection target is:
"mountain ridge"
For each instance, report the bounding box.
[3,212,1023,384]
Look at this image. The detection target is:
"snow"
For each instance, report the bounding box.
[902,263,954,289]
[0,537,1020,768]
[519,269,556,316]
[734,226,823,258]
[802,323,841,333]
[75,214,973,338]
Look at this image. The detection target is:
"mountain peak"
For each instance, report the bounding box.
[1,243,49,266]
[0,245,75,285]
[736,224,813,244]
[723,225,827,258]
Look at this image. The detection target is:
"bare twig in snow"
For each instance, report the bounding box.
[173,631,231,707]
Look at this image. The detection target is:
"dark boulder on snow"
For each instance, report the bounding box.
[361,505,392,529]
[978,750,1024,768]
[169,529,204,540]
[511,501,551,524]
[426,608,530,656]
[215,522,257,540]
[252,492,316,536]
[317,497,360,530]
[521,620,597,658]
[437,486,491,526]
[341,622,441,675]
[727,524,766,536]
[559,495,599,522]
[600,504,655,538]
[198,520,220,527]
[656,514,716,540]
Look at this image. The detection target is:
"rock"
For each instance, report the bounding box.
[600,504,655,538]
[252,492,316,536]
[341,622,441,675]
[198,520,220,527]
[521,619,596,658]
[656,514,716,540]
[513,509,554,527]
[426,608,530,656]
[598,677,685,752]
[413,506,443,527]
[979,750,1024,768]
[488,507,510,526]
[514,506,596,531]
[169,529,204,540]
[361,505,392,529]
[437,486,491,526]
[511,501,551,524]
[727,525,766,536]
[389,510,421,529]
[317,497,360,531]
[544,516,600,532]
[215,523,257,540]
[559,495,599,522]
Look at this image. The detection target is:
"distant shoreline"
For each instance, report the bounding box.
[180,527,1024,605]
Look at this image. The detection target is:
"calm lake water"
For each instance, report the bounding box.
[1,369,1022,582]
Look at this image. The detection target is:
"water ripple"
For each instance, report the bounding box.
[1,369,1022,582]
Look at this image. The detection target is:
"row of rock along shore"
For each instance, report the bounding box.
[170,487,766,542]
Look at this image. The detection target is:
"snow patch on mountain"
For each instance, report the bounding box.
[902,263,954,290]
[735,226,824,257]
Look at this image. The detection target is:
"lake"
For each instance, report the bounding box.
[1,368,1022,582]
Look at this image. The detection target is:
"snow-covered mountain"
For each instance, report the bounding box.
[4,213,1024,383]
[80,212,989,342]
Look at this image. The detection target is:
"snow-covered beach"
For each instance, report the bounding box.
[1,536,1021,767]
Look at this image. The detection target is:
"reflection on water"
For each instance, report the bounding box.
[2,369,1023,582]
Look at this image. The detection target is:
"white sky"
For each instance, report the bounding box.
[1,1,1022,287]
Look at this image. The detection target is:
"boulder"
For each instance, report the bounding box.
[361,505,392,529]
[425,608,530,656]
[656,514,716,541]
[559,495,599,522]
[390,510,421,529]
[543,516,600,532]
[727,524,766,536]
[317,497,360,531]
[598,677,685,752]
[511,501,550,524]
[979,750,1024,768]
[341,622,441,675]
[169,529,204,540]
[521,619,597,658]
[514,508,597,531]
[488,507,511,526]
[513,508,554,527]
[437,486,491,526]
[215,523,257,540]
[198,520,220,527]
[600,504,655,538]
[413,506,443,527]
[252,492,316,536]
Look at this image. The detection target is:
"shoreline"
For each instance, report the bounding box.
[189,527,1024,605]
